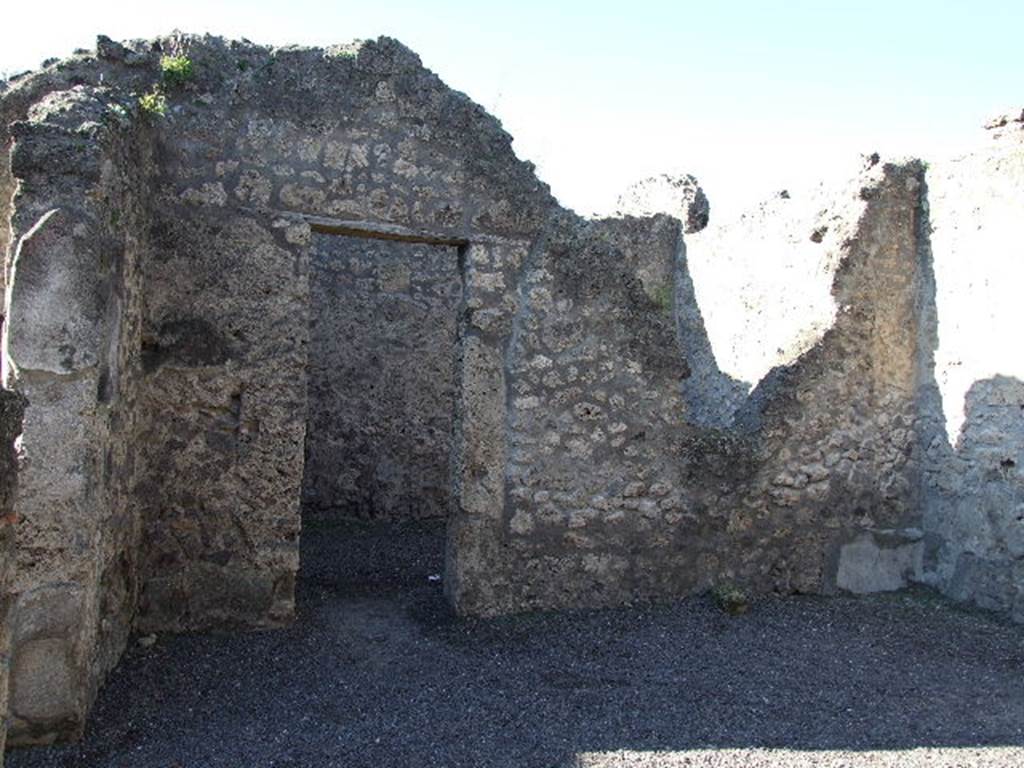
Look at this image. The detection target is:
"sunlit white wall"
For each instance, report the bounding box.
[927,136,1024,442]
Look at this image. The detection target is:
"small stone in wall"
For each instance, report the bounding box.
[379,264,412,293]
[623,482,646,498]
[234,170,272,205]
[393,158,419,179]
[573,402,604,420]
[215,160,239,178]
[649,482,671,497]
[272,218,311,246]
[180,182,227,206]
[510,511,534,535]
[279,183,327,209]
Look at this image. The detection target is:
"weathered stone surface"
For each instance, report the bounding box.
[6,585,90,742]
[135,209,307,633]
[8,639,76,732]
[918,132,1024,619]
[302,237,460,521]
[2,78,152,747]
[444,238,526,614]
[115,33,555,634]
[452,160,931,612]
[457,215,695,613]
[836,530,923,594]
[0,31,1022,751]
[681,132,1024,620]
[6,208,107,374]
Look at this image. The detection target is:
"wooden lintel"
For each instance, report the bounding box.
[303,215,468,247]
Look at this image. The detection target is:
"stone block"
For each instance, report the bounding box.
[7,637,82,746]
[835,530,924,594]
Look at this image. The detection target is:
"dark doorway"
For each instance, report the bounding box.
[299,233,461,597]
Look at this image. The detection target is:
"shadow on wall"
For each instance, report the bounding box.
[674,164,1023,608]
[922,375,1024,621]
[486,160,943,617]
[911,171,1024,621]
[301,234,462,522]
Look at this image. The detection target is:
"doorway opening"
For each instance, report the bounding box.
[299,231,463,601]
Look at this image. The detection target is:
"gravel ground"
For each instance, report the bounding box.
[8,519,1024,768]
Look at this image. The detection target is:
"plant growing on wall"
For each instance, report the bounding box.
[160,55,195,88]
[651,282,673,315]
[136,55,193,119]
[138,89,167,117]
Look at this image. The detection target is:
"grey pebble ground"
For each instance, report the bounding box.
[9,519,1024,768]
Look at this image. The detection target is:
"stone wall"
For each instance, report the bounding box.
[303,235,461,521]
[1,123,13,312]
[0,39,557,676]
[1,84,152,744]
[681,160,931,595]
[124,34,554,634]
[919,117,1024,620]
[683,129,1024,621]
[133,205,308,633]
[737,161,928,595]
[0,32,1021,751]
[447,216,692,613]
[447,161,930,615]
[683,166,869,422]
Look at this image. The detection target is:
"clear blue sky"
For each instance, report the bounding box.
[3,0,1021,218]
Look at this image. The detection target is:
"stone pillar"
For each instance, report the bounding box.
[445,240,527,616]
[2,93,116,745]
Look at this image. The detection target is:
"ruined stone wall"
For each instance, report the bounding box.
[683,166,872,424]
[303,236,461,521]
[1,119,13,313]
[736,161,928,594]
[447,161,930,615]
[125,34,553,633]
[85,98,152,709]
[448,215,693,613]
[1,29,1020,751]
[675,161,930,596]
[919,117,1024,621]
[682,137,1024,623]
[0,84,152,744]
[0,80,30,312]
[133,204,310,633]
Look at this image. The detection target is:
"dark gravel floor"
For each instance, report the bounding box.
[8,518,1024,768]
